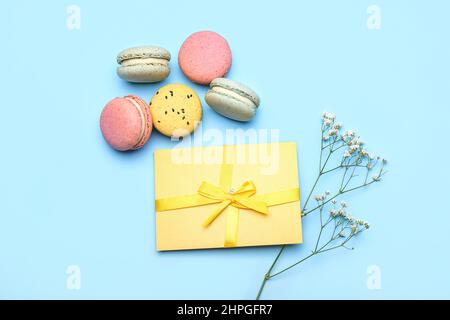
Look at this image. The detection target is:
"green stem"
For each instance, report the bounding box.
[302,174,321,212]
[268,252,316,279]
[256,245,286,300]
[314,205,325,252]
[303,179,377,216]
[271,231,358,279]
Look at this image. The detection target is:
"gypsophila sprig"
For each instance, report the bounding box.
[256,112,387,300]
[302,112,387,216]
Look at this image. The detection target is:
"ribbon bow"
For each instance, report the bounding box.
[198,180,269,228]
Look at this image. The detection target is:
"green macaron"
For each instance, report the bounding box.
[205,78,260,121]
[117,46,171,83]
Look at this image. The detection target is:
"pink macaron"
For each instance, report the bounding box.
[178,31,232,85]
[100,95,152,151]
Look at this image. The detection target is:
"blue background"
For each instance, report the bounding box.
[1,0,449,299]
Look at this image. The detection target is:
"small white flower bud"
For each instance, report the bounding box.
[322,112,336,121]
[328,129,338,136]
[345,130,355,137]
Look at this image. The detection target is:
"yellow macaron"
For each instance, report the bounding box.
[150,84,202,138]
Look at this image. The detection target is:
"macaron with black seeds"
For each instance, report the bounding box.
[205,78,260,121]
[150,84,202,138]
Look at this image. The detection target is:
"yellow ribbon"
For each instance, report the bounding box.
[155,146,300,247]
[198,180,269,227]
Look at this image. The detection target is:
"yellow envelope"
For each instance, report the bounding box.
[154,142,302,251]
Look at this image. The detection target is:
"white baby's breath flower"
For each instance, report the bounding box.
[349,140,361,147]
[322,111,336,121]
[350,145,359,152]
[341,201,348,208]
[325,190,331,195]
[350,137,362,145]
[338,231,346,238]
[364,222,370,229]
[372,175,381,182]
[345,130,355,137]
[333,123,342,130]
[328,129,338,136]
[367,163,373,170]
[324,119,332,126]
[343,151,351,158]
[351,225,357,234]
[314,194,324,202]
[331,199,337,204]
[329,209,337,217]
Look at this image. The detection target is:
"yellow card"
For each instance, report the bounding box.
[154,142,302,251]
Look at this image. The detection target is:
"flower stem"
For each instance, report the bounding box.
[256,245,285,300]
[302,174,321,212]
[268,252,316,279]
[303,179,377,216]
